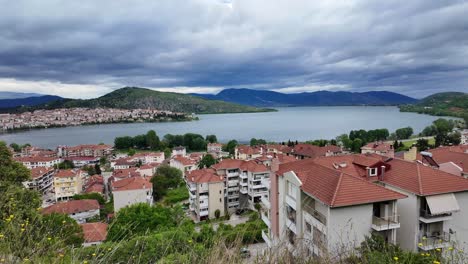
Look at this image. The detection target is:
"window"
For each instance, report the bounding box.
[369,168,377,176]
[305,222,312,233]
[287,181,298,199]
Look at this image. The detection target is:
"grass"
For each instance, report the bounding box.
[162,186,189,205]
[402,137,435,148]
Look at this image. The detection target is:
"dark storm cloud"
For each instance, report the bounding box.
[0,0,467,98]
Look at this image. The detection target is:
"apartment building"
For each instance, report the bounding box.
[111,176,153,212]
[54,169,87,201]
[23,167,55,195]
[235,145,264,160]
[185,169,225,221]
[212,159,270,211]
[42,199,100,224]
[265,157,406,258]
[15,156,62,169]
[57,144,113,158]
[127,152,165,164]
[172,146,187,157]
[170,155,198,173]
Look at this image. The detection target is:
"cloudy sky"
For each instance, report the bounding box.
[1,0,467,99]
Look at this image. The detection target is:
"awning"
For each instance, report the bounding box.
[426,193,460,215]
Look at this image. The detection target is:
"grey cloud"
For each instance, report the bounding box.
[0,0,467,98]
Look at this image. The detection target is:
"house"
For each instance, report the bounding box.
[185,169,225,221]
[127,152,165,164]
[15,156,62,169]
[207,143,223,153]
[286,144,343,160]
[137,163,159,177]
[111,158,137,170]
[54,169,87,201]
[65,156,100,167]
[172,146,186,157]
[81,222,108,247]
[461,129,468,145]
[235,145,264,160]
[83,175,105,195]
[111,168,141,181]
[22,167,55,195]
[265,156,406,257]
[42,199,100,224]
[111,176,153,212]
[170,155,198,173]
[361,141,394,158]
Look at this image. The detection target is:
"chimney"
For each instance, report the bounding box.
[404,146,417,161]
[379,165,386,181]
[271,158,280,173]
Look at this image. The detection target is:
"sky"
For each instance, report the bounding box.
[0,0,468,99]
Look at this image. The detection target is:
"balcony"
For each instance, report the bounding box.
[262,212,271,228]
[187,183,196,192]
[199,209,209,217]
[228,186,240,192]
[240,173,248,179]
[419,209,453,223]
[240,181,248,187]
[239,187,248,194]
[227,172,239,178]
[286,217,297,234]
[285,195,297,210]
[418,232,451,251]
[261,195,270,209]
[227,180,238,187]
[261,178,270,189]
[371,215,400,231]
[303,204,327,226]
[262,229,272,248]
[252,183,265,189]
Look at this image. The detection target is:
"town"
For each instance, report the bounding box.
[0,107,192,131]
[1,123,468,263]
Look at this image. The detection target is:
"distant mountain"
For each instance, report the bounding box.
[16,87,272,114]
[0,91,44,99]
[191,88,418,107]
[399,92,468,122]
[0,95,64,109]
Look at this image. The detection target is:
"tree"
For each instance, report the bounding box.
[146,130,161,150]
[56,160,75,170]
[395,127,413,140]
[128,148,136,156]
[151,165,183,200]
[433,118,454,134]
[351,138,363,153]
[94,164,101,174]
[72,193,105,205]
[133,134,147,149]
[114,136,134,149]
[336,134,353,150]
[254,203,262,217]
[82,165,96,175]
[416,138,430,151]
[9,143,20,152]
[0,141,31,184]
[223,140,238,155]
[198,154,217,168]
[205,135,218,143]
[214,209,221,219]
[250,138,258,146]
[42,213,84,246]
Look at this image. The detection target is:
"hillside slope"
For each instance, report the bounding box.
[192,88,417,107]
[399,92,468,122]
[17,87,273,114]
[0,95,63,108]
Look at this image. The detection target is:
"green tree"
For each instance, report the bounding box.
[72,193,105,205]
[214,209,221,219]
[223,140,238,155]
[150,165,183,201]
[42,213,84,246]
[94,163,102,175]
[82,165,96,175]
[128,148,136,156]
[205,135,218,143]
[146,130,161,150]
[336,134,353,150]
[0,141,30,184]
[250,138,258,146]
[395,127,413,140]
[56,160,75,170]
[416,138,430,151]
[198,154,217,168]
[352,138,363,153]
[114,136,134,149]
[133,134,148,149]
[9,143,20,152]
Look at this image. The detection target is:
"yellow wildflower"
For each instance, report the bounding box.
[418,243,423,247]
[433,261,440,264]
[47,237,52,241]
[83,261,88,264]
[9,215,14,218]
[436,248,441,252]
[449,247,454,251]
[62,220,66,224]
[422,236,427,240]
[393,256,399,261]
[425,253,430,257]
[107,247,112,251]
[59,254,64,257]
[21,228,25,232]
[92,253,96,256]
[0,234,4,238]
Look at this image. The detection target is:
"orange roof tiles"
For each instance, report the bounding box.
[42,199,99,215]
[30,167,54,179]
[111,176,151,192]
[186,168,224,183]
[81,222,108,243]
[429,147,468,172]
[55,169,81,178]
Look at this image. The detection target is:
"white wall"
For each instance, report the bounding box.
[446,192,468,251]
[69,209,100,224]
[113,189,152,212]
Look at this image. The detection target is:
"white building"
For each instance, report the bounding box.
[22,167,55,194]
[172,146,186,157]
[42,199,100,224]
[111,176,153,212]
[266,157,406,257]
[15,156,62,169]
[170,155,198,173]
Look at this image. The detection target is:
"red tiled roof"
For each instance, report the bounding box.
[84,183,104,194]
[280,160,406,207]
[113,168,141,179]
[111,176,151,192]
[81,222,108,243]
[65,156,99,161]
[172,155,197,166]
[239,160,269,173]
[383,158,468,196]
[186,168,224,183]
[15,156,60,163]
[289,144,341,158]
[42,199,99,215]
[429,147,468,172]
[361,142,393,152]
[212,159,245,170]
[30,167,54,179]
[55,169,80,178]
[236,145,263,155]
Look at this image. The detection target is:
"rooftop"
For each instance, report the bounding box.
[111,176,151,192]
[80,222,108,243]
[42,199,100,215]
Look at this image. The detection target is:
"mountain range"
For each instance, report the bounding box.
[191,88,418,107]
[0,95,64,109]
[0,91,44,99]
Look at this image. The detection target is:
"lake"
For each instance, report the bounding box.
[0,106,455,149]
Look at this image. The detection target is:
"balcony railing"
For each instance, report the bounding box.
[303,204,327,226]
[261,195,270,209]
[420,209,452,219]
[262,229,272,248]
[418,231,451,251]
[372,215,400,231]
[261,178,270,189]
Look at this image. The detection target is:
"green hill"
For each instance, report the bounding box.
[399,92,468,123]
[17,87,275,114]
